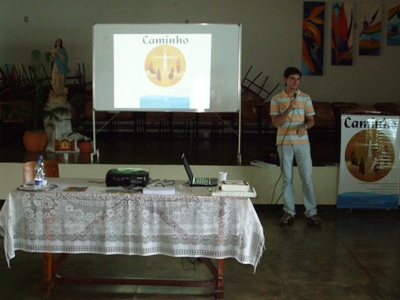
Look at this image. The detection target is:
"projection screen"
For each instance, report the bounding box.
[93,23,242,112]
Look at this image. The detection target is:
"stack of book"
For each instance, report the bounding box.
[143,187,175,195]
[212,180,257,198]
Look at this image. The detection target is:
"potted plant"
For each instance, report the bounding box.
[77,135,92,153]
[69,93,92,153]
[21,50,70,152]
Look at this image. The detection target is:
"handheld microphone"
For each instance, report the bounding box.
[292,89,298,110]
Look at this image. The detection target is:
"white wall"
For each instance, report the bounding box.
[1,0,399,106]
[0,162,340,205]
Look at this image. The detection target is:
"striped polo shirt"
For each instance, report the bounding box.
[270,89,315,145]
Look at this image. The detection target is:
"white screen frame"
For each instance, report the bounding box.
[93,23,242,113]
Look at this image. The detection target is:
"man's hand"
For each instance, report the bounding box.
[297,125,307,137]
[288,97,296,111]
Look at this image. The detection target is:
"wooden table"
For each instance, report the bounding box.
[0,178,265,299]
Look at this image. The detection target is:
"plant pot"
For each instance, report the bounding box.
[78,140,92,153]
[22,131,48,152]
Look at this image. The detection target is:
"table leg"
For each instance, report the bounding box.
[216,259,224,299]
[41,253,54,298]
[39,254,223,298]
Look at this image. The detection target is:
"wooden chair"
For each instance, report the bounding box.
[373,102,399,115]
[197,112,225,138]
[110,112,135,132]
[331,102,360,116]
[144,112,172,138]
[312,101,336,132]
[234,103,259,134]
[330,102,360,128]
[23,160,59,184]
[241,88,264,106]
[311,101,337,145]
[84,99,110,134]
[258,102,274,135]
[171,112,197,138]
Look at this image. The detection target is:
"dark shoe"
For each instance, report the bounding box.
[279,212,294,226]
[307,214,322,225]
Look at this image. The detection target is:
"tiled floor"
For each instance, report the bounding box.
[1,127,399,299]
[1,207,399,299]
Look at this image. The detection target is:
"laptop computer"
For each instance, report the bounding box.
[181,153,218,187]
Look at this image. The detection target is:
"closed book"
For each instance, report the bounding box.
[142,187,175,195]
[220,180,250,192]
[212,186,257,198]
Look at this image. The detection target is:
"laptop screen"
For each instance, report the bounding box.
[181,153,194,182]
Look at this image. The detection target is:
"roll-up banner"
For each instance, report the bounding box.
[338,115,399,209]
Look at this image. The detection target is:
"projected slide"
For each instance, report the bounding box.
[93,23,241,112]
[114,34,211,109]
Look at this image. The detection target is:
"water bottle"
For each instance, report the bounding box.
[34,163,44,190]
[33,155,46,187]
[42,173,47,186]
[39,158,47,186]
[34,156,43,174]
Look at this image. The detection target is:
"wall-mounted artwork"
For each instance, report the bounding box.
[359,3,382,56]
[301,1,326,75]
[387,2,400,46]
[331,2,353,65]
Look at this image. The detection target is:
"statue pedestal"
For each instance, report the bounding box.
[44,103,77,152]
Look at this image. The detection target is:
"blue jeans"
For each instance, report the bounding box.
[277,144,317,217]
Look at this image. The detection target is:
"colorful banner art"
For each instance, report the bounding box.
[301,1,325,75]
[359,3,382,56]
[387,2,400,45]
[338,115,399,209]
[331,2,353,65]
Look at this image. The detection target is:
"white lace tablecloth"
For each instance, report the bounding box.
[0,178,264,270]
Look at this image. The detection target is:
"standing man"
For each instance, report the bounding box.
[270,67,322,226]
